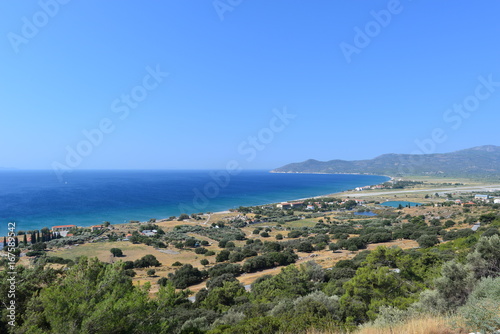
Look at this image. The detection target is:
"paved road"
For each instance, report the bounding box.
[342,184,500,197]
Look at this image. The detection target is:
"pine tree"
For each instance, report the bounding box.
[23,234,27,246]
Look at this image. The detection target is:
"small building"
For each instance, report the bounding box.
[494,198,500,204]
[474,194,490,201]
[277,202,292,210]
[306,205,315,210]
[141,230,157,237]
[90,225,104,232]
[51,225,77,237]
[290,201,304,208]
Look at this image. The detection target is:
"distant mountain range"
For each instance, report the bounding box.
[271,145,500,179]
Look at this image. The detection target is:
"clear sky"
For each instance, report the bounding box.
[1,1,500,170]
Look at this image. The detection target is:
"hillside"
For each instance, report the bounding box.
[2,193,500,333]
[271,145,500,178]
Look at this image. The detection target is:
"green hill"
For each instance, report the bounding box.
[271,145,500,179]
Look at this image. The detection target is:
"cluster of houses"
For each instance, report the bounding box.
[276,201,305,210]
[450,194,500,206]
[473,194,500,204]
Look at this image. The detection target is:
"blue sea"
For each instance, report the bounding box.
[0,170,389,232]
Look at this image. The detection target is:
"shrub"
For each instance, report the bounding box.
[208,263,242,278]
[229,252,245,263]
[123,261,134,270]
[184,238,197,247]
[297,241,314,253]
[157,277,168,286]
[110,248,123,257]
[178,213,190,221]
[31,242,47,251]
[172,261,183,267]
[147,269,156,276]
[444,220,456,228]
[260,232,269,238]
[200,259,209,266]
[347,244,358,252]
[467,235,500,279]
[123,269,136,277]
[457,277,500,333]
[44,256,74,265]
[315,242,327,250]
[329,243,339,251]
[133,254,161,268]
[195,247,208,254]
[216,250,230,263]
[275,234,283,240]
[242,251,297,273]
[170,264,204,288]
[482,227,500,237]
[417,234,439,248]
[205,250,216,256]
[225,241,236,248]
[26,250,45,257]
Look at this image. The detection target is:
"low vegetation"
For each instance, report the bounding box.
[2,190,500,333]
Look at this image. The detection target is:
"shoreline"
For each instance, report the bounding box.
[6,174,498,236]
[2,174,391,235]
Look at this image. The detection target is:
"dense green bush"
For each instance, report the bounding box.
[195,247,208,254]
[216,250,230,263]
[208,263,242,278]
[417,234,440,248]
[133,254,161,268]
[287,230,302,238]
[457,277,500,333]
[170,264,205,289]
[242,251,297,273]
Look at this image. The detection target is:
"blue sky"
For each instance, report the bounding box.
[1,1,500,170]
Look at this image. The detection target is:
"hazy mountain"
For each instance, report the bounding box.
[271,145,500,178]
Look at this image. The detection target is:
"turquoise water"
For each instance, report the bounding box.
[0,170,389,232]
[380,201,422,208]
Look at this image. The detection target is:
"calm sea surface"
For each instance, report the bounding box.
[0,170,389,232]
